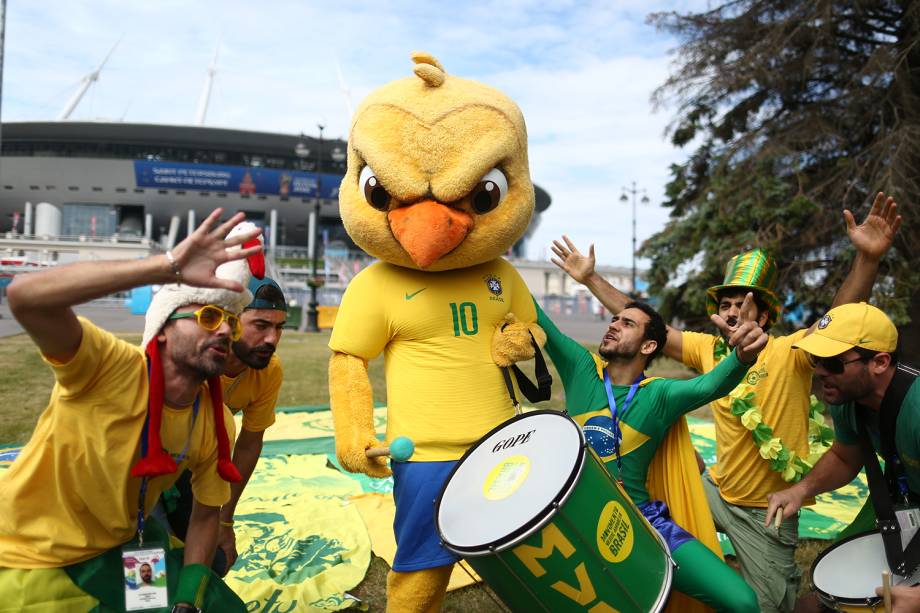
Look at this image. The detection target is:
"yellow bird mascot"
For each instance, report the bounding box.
[328,52,546,612]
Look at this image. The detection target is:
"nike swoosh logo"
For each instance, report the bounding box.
[405,288,427,300]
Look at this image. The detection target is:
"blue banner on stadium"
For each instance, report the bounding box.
[133,161,339,199]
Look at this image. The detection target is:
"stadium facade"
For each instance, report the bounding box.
[0,121,551,261]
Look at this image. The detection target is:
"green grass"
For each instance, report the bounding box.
[0,330,828,608]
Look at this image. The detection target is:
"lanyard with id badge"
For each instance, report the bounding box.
[602,371,644,484]
[122,395,199,612]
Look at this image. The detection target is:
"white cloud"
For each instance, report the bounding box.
[3,0,707,266]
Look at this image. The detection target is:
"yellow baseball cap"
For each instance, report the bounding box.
[793,302,898,357]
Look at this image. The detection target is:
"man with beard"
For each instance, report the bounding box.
[139,563,154,585]
[537,295,766,611]
[766,303,920,612]
[551,192,901,611]
[165,276,287,574]
[0,211,260,613]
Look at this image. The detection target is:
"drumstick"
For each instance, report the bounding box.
[365,436,415,462]
[882,570,892,613]
[774,507,783,530]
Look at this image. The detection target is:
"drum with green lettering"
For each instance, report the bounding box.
[436,410,672,613]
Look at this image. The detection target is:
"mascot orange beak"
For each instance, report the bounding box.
[388,200,473,268]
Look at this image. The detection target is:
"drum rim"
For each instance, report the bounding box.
[435,410,586,556]
[648,519,675,613]
[810,529,888,606]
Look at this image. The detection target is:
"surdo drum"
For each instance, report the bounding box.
[811,530,920,612]
[435,410,674,612]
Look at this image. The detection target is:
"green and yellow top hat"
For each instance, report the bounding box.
[706,248,782,327]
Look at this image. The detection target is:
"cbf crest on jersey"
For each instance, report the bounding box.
[484,274,503,297]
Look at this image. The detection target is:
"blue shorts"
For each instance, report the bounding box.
[392,461,461,572]
[637,499,694,552]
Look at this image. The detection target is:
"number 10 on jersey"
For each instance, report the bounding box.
[449,302,479,336]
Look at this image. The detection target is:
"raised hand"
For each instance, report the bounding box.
[845,192,902,261]
[550,235,596,284]
[711,292,767,363]
[168,209,263,290]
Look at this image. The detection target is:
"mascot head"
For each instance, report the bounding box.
[339,51,535,271]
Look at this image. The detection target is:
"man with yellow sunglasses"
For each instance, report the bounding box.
[169,305,244,341]
[162,277,288,577]
[0,210,262,613]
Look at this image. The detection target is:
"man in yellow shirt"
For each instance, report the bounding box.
[0,210,261,613]
[166,276,287,574]
[551,192,901,611]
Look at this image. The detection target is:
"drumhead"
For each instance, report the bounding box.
[436,410,585,555]
[812,531,920,600]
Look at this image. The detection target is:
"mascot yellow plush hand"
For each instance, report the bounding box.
[328,52,545,612]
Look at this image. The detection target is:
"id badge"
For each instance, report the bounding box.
[122,545,168,611]
[895,506,920,550]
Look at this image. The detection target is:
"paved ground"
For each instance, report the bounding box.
[0,303,609,344]
[0,303,147,338]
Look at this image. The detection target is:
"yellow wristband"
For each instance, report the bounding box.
[220,520,234,528]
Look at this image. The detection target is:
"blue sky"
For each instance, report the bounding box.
[3,0,707,267]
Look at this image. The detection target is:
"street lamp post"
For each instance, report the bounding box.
[303,123,325,332]
[619,181,649,296]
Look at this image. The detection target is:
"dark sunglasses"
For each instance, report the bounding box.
[816,355,870,374]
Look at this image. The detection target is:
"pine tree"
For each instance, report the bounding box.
[645,0,919,356]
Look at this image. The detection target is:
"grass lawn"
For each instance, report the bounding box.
[0,329,828,610]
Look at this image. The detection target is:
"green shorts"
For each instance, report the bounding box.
[703,472,801,613]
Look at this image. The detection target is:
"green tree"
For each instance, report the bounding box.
[645,0,920,357]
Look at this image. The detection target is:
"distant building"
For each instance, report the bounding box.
[0,121,551,263]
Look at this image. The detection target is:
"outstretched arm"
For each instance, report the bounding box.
[216,428,264,570]
[829,192,901,310]
[7,209,261,361]
[550,235,683,360]
[661,294,767,414]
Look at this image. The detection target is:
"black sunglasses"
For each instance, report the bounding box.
[816,355,870,374]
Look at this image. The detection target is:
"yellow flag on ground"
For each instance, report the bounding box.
[225,455,371,611]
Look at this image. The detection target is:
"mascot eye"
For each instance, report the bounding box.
[470,168,508,214]
[359,165,391,211]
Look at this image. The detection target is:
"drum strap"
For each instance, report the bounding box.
[501,331,553,410]
[856,362,920,576]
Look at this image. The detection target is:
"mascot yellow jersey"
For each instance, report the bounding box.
[330,259,536,461]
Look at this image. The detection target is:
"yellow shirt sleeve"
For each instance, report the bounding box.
[328,264,389,359]
[222,355,282,432]
[680,330,714,373]
[770,328,814,372]
[42,317,143,398]
[241,357,282,433]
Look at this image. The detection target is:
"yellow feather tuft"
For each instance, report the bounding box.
[411,51,446,87]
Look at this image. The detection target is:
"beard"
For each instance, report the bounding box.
[232,341,275,370]
[195,338,230,377]
[598,342,639,362]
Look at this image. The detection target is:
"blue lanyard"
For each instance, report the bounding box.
[135,394,199,544]
[602,371,644,474]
